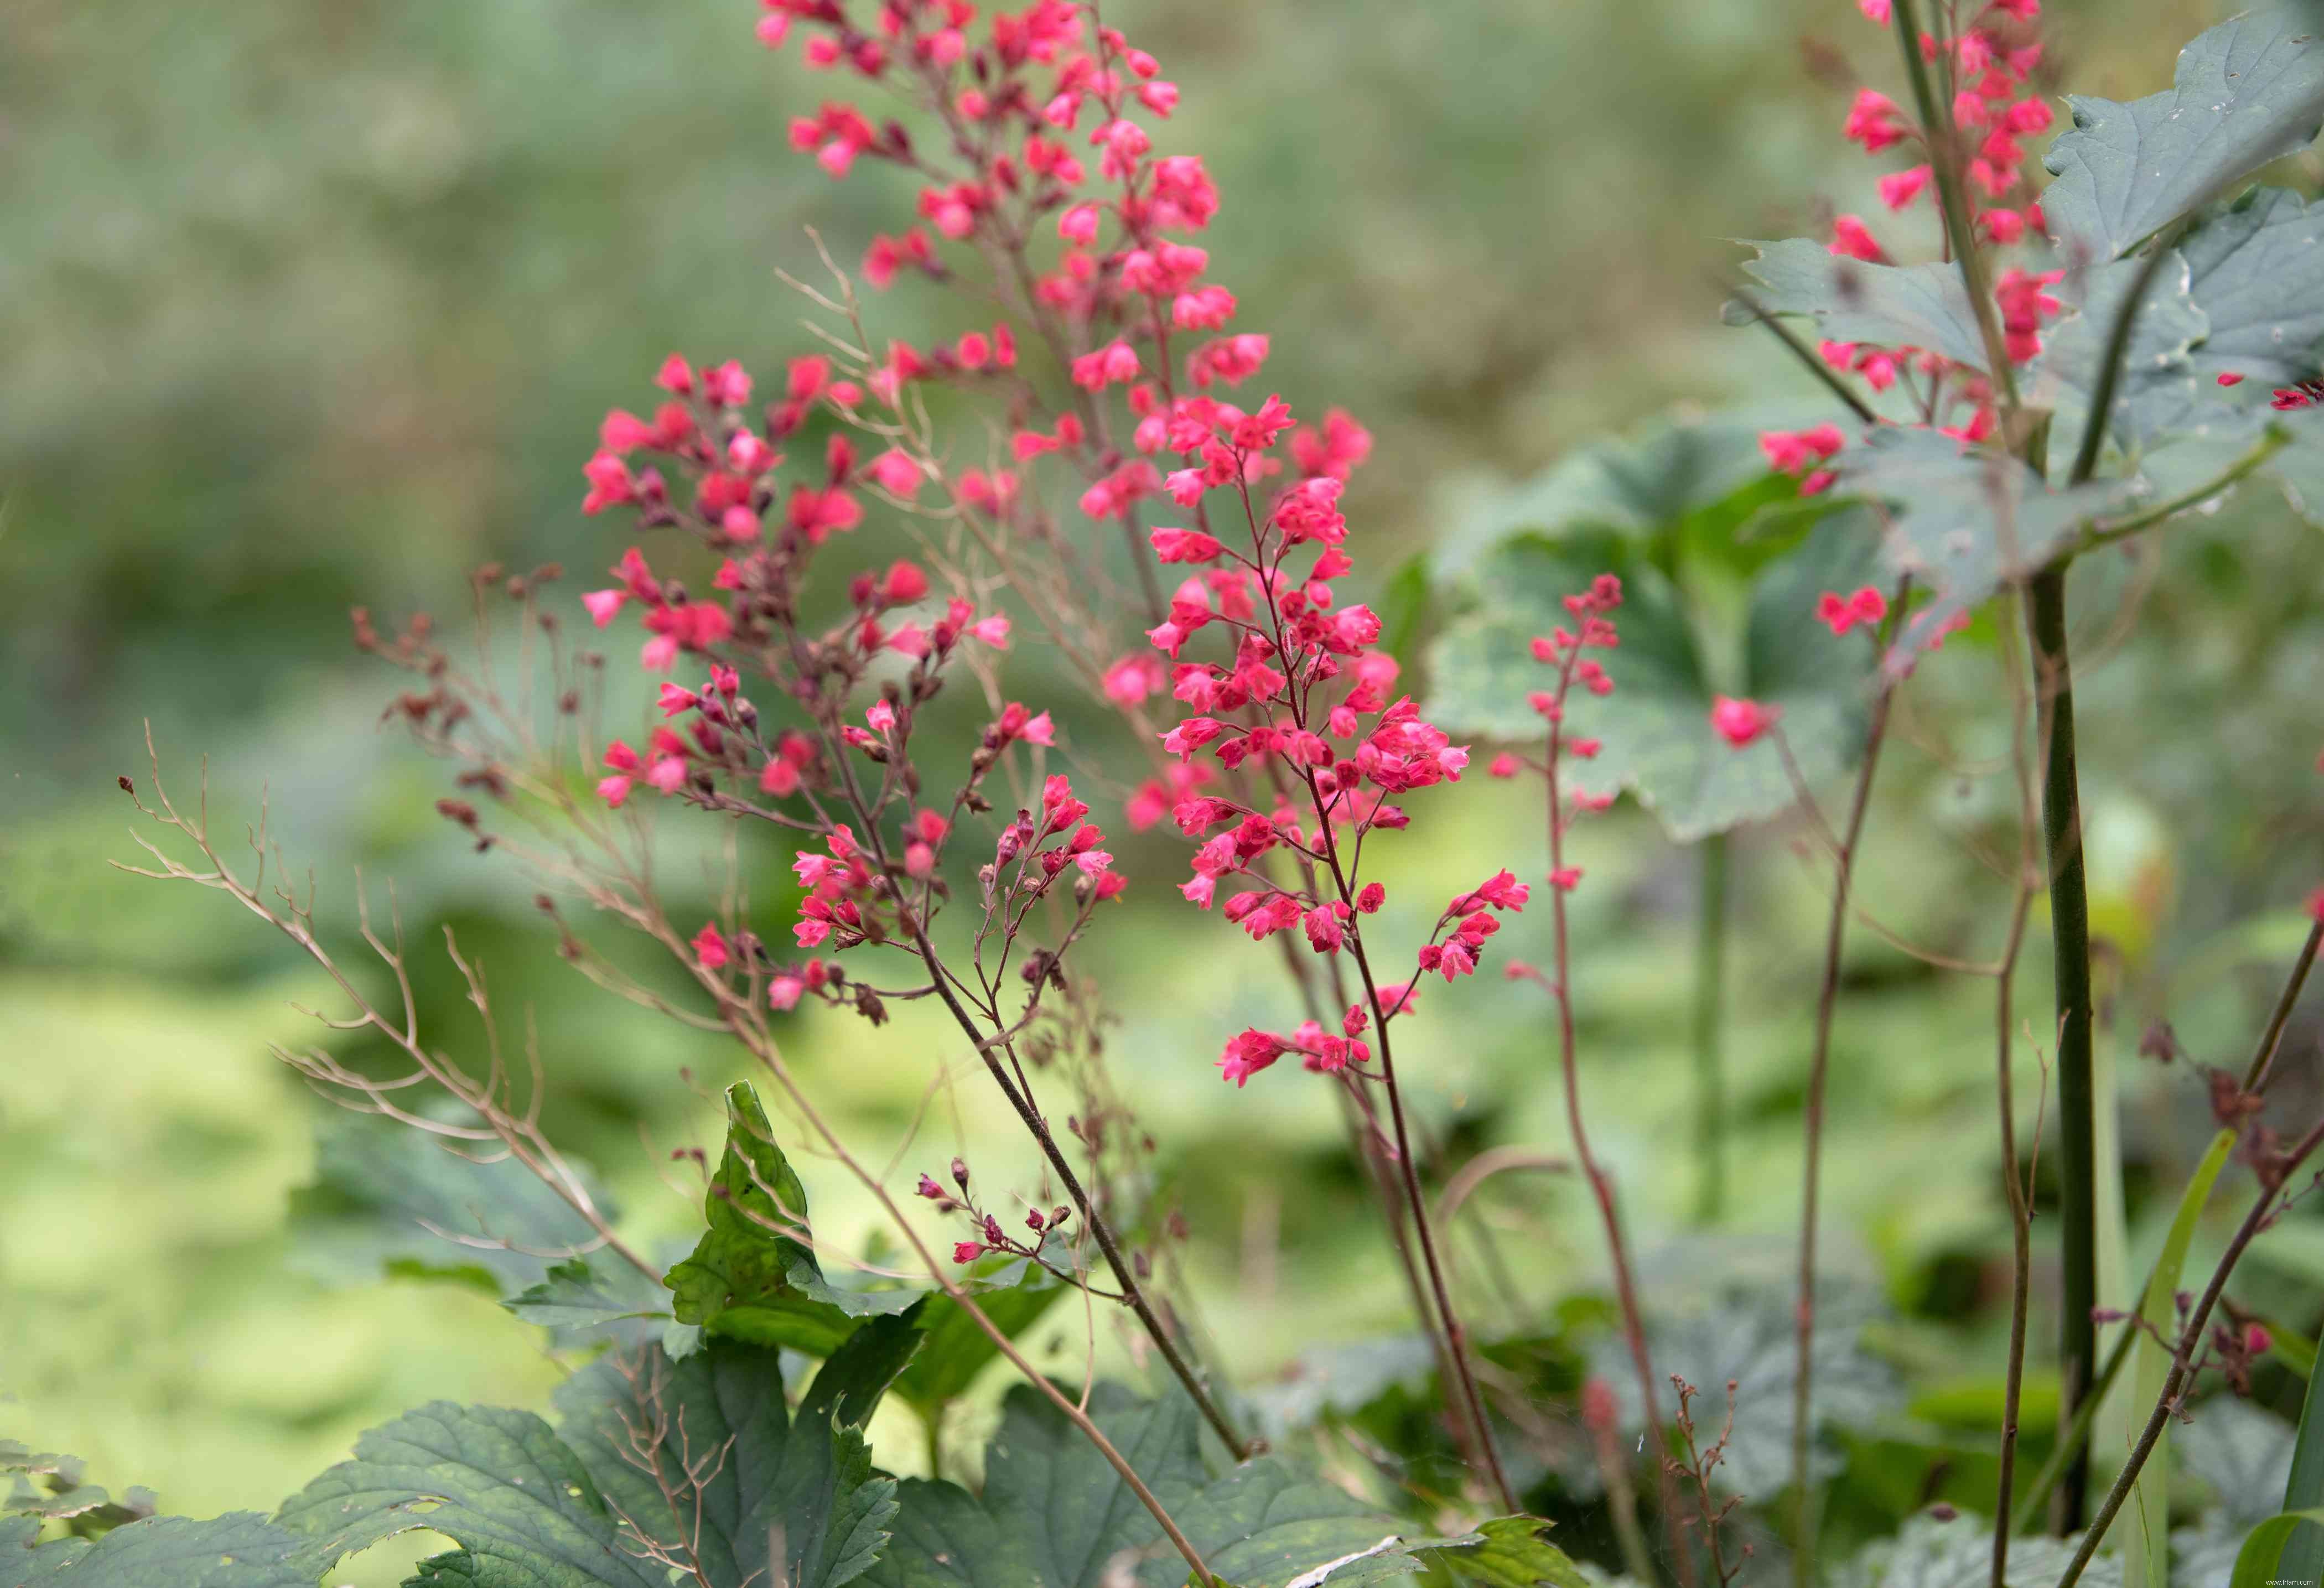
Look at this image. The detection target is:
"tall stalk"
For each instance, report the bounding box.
[2026,566,2098,1531]
[1787,590,1905,1588]
[1693,834,1731,1224]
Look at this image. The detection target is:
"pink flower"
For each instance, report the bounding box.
[1219,1028,1289,1086]
[1760,424,1846,475]
[1843,89,1909,153]
[582,589,626,627]
[2308,885,2324,924]
[869,448,923,496]
[1858,0,1891,19]
[693,923,730,970]
[1816,585,1890,636]
[768,973,806,1011]
[1549,867,1582,892]
[1829,215,1884,262]
[1710,696,1780,748]
[865,700,896,734]
[969,614,1011,648]
[952,1241,986,1264]
[1877,165,1932,211]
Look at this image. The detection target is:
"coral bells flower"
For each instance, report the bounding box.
[1218,1027,1290,1086]
[1995,267,2064,362]
[1817,585,1889,636]
[1710,696,1781,748]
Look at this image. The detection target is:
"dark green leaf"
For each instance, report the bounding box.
[1377,555,1433,668]
[2177,1398,2295,1530]
[288,1106,612,1298]
[1725,241,1989,373]
[1410,1516,1588,1588]
[1596,1286,1901,1495]
[1426,513,1884,840]
[1837,1512,2121,1588]
[1839,428,2131,649]
[276,1400,662,1587]
[2,1511,314,1587]
[552,1329,904,1588]
[1245,1336,1436,1447]
[2041,4,2324,265]
[666,1081,924,1355]
[504,1256,671,1345]
[1434,415,1780,576]
[867,1383,1205,1588]
[284,1336,898,1588]
[2035,247,2209,456]
[1130,1461,1415,1588]
[890,1254,1065,1415]
[2228,1508,2324,1588]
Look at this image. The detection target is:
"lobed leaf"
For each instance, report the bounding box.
[2040,4,2324,267]
[281,1334,901,1588]
[1837,428,2132,650]
[1426,512,1884,841]
[2,1510,314,1587]
[1725,241,1990,372]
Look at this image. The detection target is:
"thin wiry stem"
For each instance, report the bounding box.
[2052,1116,2324,1588]
[1789,585,1907,1588]
[1989,589,2045,1588]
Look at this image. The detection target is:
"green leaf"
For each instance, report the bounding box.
[1245,1336,1438,1447]
[890,1253,1065,1416]
[282,1336,899,1588]
[503,1256,672,1344]
[1377,554,1433,668]
[1,1441,154,1534]
[2034,247,2209,456]
[288,1106,613,1298]
[1131,1461,1418,1588]
[1597,1286,1901,1495]
[866,1383,1206,1588]
[2230,1508,2324,1588]
[2177,1399,2296,1529]
[1433,414,1777,577]
[2,1511,315,1587]
[1838,428,2131,649]
[1836,1512,2122,1588]
[666,1081,924,1355]
[1426,512,1885,841]
[1725,240,1990,372]
[2284,1293,2324,1588]
[2043,185,2324,458]
[2041,4,2324,266]
[276,1400,665,1587]
[556,1324,910,1588]
[2127,1129,2236,1588]
[1410,1516,1588,1588]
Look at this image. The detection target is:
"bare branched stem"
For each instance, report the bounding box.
[1788,587,1906,1588]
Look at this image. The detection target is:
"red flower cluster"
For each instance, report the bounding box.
[1801,0,2057,458]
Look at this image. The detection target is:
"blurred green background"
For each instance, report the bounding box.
[7,0,2323,1573]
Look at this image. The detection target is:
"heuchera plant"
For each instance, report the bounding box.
[46,1,2324,1587]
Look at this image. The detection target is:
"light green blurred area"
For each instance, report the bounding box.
[6,0,2321,1568]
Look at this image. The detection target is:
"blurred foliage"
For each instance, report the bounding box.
[10,1,2324,1583]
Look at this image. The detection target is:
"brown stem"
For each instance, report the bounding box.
[2244,917,2324,1095]
[1311,833,1516,1512]
[1790,590,1906,1588]
[2052,1113,2324,1588]
[1545,725,1693,1586]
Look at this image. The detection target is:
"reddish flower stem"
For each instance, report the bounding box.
[1787,584,1906,1587]
[1543,687,1694,1587]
